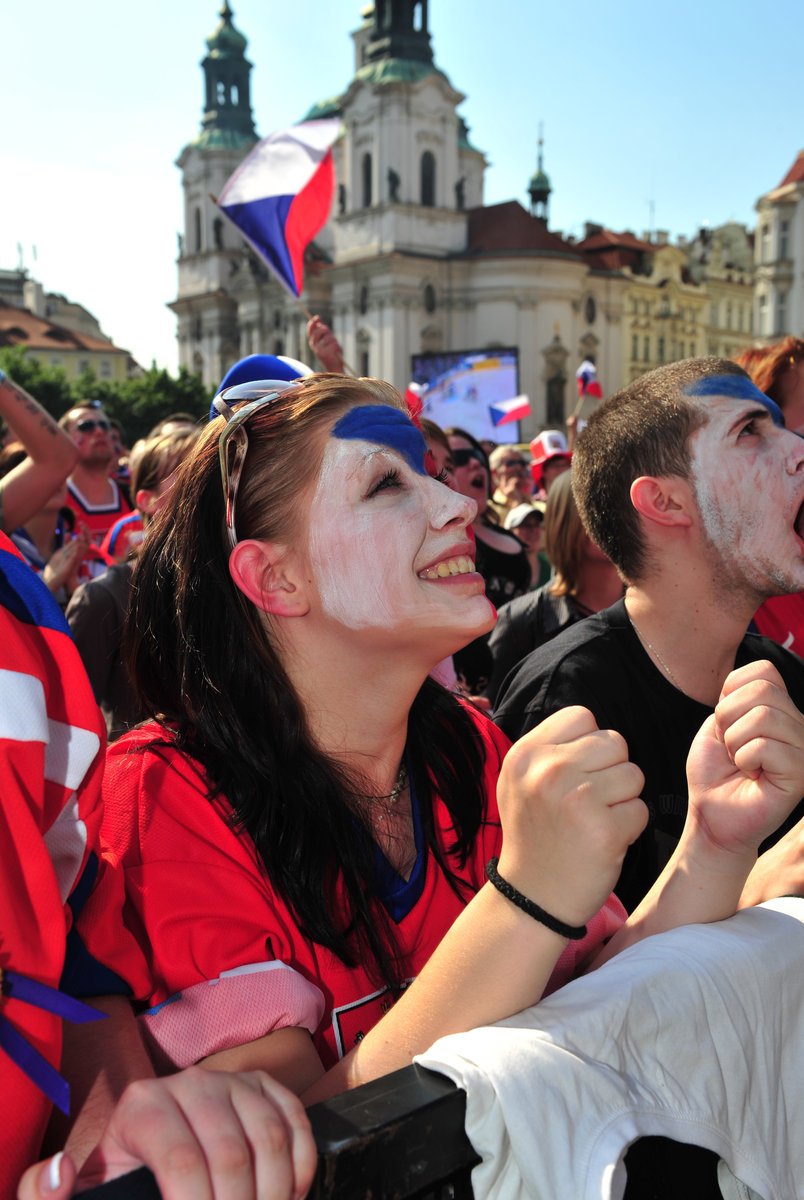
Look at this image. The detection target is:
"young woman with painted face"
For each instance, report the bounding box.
[96,375,793,1108]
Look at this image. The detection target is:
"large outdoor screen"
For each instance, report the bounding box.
[410,347,521,444]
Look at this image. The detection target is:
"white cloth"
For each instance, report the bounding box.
[417,899,804,1200]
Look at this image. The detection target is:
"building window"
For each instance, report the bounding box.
[194,206,202,253]
[643,336,650,362]
[631,334,638,360]
[780,219,790,260]
[758,294,768,336]
[424,284,436,314]
[216,80,226,106]
[737,305,744,332]
[362,153,372,208]
[420,151,436,207]
[777,292,787,335]
[231,84,239,105]
[761,223,771,262]
[359,285,369,315]
[100,359,112,379]
[725,302,732,329]
[657,336,665,363]
[79,359,90,373]
[360,349,369,375]
[273,339,284,356]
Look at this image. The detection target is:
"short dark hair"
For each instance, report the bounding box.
[572,357,747,581]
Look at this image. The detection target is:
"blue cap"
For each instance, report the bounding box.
[210,354,314,420]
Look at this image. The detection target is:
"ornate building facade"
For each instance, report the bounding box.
[754,150,804,342]
[172,2,629,434]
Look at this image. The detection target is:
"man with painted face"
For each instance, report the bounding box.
[495,356,804,913]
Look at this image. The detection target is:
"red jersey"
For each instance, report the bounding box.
[100,712,625,1072]
[65,478,132,580]
[0,533,146,1188]
[753,593,804,659]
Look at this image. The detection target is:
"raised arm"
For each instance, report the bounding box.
[306,316,346,375]
[301,707,647,1103]
[0,368,77,531]
[597,658,804,963]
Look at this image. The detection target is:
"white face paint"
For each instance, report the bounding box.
[688,394,804,599]
[305,433,494,652]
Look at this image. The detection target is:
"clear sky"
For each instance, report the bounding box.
[3,0,802,372]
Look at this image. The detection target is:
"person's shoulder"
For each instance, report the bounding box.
[106,724,206,796]
[493,601,629,735]
[458,697,512,758]
[508,599,628,681]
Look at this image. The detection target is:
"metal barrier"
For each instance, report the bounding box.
[80,1063,722,1199]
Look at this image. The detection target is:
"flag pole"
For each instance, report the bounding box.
[209,193,357,377]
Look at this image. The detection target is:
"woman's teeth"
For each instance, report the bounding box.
[419,555,475,580]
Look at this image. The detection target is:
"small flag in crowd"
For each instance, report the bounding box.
[576,359,603,399]
[216,119,341,297]
[405,381,426,418]
[489,394,531,427]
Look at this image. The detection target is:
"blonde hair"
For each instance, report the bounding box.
[543,469,586,596]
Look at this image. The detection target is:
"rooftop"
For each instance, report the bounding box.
[0,301,129,355]
[462,202,581,259]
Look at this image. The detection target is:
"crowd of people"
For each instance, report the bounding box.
[2,331,804,1198]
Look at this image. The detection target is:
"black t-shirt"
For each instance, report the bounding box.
[474,530,530,611]
[494,599,804,912]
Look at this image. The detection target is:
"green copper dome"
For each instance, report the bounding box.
[353,57,447,87]
[206,2,247,59]
[302,95,344,122]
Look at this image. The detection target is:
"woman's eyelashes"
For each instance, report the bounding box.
[367,468,402,498]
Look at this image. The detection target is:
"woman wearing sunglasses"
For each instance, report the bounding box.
[98,374,796,1107]
[445,427,530,612]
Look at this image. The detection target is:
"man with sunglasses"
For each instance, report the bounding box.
[488,445,533,521]
[59,405,132,577]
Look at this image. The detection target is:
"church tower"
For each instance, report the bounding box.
[170,4,259,384]
[528,128,551,224]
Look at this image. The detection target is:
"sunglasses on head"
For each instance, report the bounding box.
[452,448,487,468]
[212,379,303,550]
[75,417,111,434]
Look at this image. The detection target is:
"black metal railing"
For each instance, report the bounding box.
[80,1063,722,1199]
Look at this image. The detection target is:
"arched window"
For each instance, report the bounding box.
[193,207,202,253]
[362,153,372,208]
[420,151,436,207]
[216,80,226,106]
[231,84,239,105]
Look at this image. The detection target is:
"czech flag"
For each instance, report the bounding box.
[489,394,531,427]
[217,119,341,297]
[576,359,603,399]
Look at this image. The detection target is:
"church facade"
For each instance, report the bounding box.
[171,2,628,436]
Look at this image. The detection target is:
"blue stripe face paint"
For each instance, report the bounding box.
[332,405,427,475]
[684,374,784,428]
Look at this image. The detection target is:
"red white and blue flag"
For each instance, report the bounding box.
[489,394,531,427]
[576,359,603,399]
[217,119,341,297]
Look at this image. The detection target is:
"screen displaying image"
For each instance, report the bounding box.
[410,347,521,444]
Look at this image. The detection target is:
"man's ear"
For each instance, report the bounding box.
[228,539,310,618]
[630,476,693,528]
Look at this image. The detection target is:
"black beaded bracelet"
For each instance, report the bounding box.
[485,858,587,940]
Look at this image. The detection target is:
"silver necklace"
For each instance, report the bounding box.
[357,763,408,820]
[628,615,684,691]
